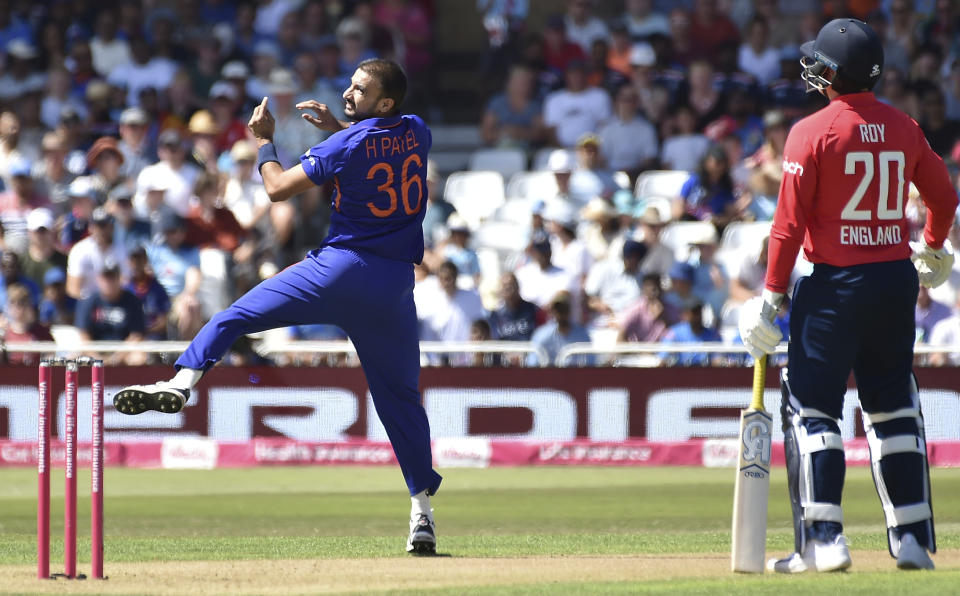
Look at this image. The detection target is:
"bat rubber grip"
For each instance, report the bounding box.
[751,358,767,411]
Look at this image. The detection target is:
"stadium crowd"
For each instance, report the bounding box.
[1,0,959,367]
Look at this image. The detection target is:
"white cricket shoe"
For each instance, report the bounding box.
[896,533,934,570]
[406,513,436,555]
[767,535,852,573]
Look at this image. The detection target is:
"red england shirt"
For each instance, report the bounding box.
[766,92,959,294]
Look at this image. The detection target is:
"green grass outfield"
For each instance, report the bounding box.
[0,466,958,594]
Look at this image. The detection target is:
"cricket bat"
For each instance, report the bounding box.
[731,357,772,573]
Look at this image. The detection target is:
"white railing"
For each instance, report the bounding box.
[2,340,957,368]
[0,340,551,367]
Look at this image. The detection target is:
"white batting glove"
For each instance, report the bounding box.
[910,240,954,289]
[738,289,784,362]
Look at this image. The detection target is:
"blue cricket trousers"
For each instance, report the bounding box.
[787,258,919,419]
[177,245,443,496]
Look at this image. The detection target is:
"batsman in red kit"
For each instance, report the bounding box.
[739,18,958,573]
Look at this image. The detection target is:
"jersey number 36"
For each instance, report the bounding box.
[841,150,906,221]
[365,155,424,218]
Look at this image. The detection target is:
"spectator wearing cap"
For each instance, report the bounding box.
[0,158,51,254]
[569,134,620,202]
[336,17,377,75]
[187,110,221,174]
[584,238,648,326]
[737,16,781,87]
[0,112,40,190]
[90,12,132,77]
[0,252,41,309]
[542,14,587,75]
[107,35,178,106]
[620,0,670,40]
[38,267,76,326]
[684,224,729,321]
[125,246,170,340]
[545,149,577,205]
[543,59,611,148]
[0,39,46,101]
[209,81,249,154]
[0,283,53,366]
[247,40,282,101]
[87,137,127,203]
[33,132,75,212]
[59,177,99,251]
[146,210,203,339]
[526,290,592,367]
[74,260,147,365]
[663,261,699,322]
[544,200,592,293]
[269,69,320,163]
[480,64,546,150]
[223,140,270,228]
[118,107,156,181]
[420,159,455,248]
[438,213,481,288]
[514,236,578,314]
[40,66,89,131]
[488,272,543,343]
[19,208,68,288]
[107,186,152,253]
[66,205,129,300]
[659,103,710,173]
[579,197,623,262]
[674,145,740,229]
[743,110,789,220]
[135,128,201,217]
[416,261,486,358]
[598,85,659,177]
[634,209,674,277]
[658,301,722,366]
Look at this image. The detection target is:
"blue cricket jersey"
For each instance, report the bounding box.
[300,114,432,264]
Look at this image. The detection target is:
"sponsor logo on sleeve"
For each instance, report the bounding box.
[782,158,804,176]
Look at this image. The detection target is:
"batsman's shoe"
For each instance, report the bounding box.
[768,535,852,573]
[406,513,436,555]
[897,533,934,570]
[113,382,190,415]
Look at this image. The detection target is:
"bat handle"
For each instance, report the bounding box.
[751,357,767,411]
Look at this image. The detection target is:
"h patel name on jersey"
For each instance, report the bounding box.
[363,129,421,159]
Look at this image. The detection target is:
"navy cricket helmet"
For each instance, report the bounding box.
[800,18,884,93]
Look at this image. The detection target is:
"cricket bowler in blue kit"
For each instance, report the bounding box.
[114,59,442,554]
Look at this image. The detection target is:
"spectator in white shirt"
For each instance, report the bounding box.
[108,36,177,107]
[543,60,612,148]
[89,12,132,77]
[0,40,47,102]
[598,84,659,176]
[585,238,647,327]
[737,16,781,87]
[569,134,621,203]
[928,293,960,366]
[660,103,711,173]
[563,0,610,54]
[417,261,486,359]
[544,201,592,292]
[65,208,130,300]
[514,237,577,312]
[620,0,670,40]
[134,129,200,217]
